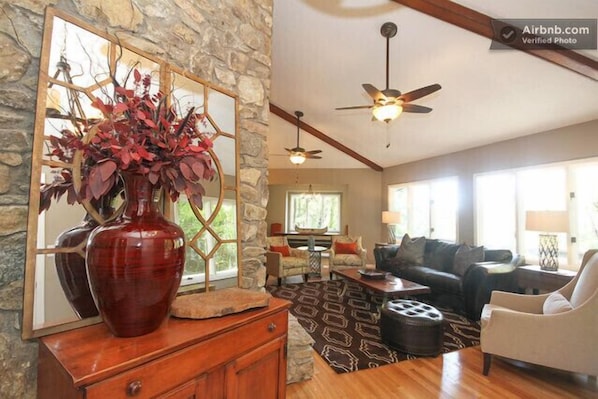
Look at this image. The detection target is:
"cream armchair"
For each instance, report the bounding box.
[329,235,367,279]
[480,249,598,378]
[265,236,310,286]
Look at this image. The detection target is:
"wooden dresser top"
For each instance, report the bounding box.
[39,297,290,386]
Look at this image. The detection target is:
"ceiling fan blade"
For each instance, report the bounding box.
[362,83,386,102]
[305,149,322,155]
[402,104,433,113]
[381,88,401,99]
[306,154,322,159]
[284,148,293,153]
[335,104,373,110]
[399,83,441,103]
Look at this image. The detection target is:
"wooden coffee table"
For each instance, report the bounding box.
[332,267,431,304]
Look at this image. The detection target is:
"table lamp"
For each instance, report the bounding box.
[382,211,401,244]
[525,210,568,271]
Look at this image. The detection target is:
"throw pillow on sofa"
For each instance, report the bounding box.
[394,234,426,265]
[453,244,484,276]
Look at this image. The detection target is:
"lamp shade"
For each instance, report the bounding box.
[382,211,401,224]
[525,210,568,232]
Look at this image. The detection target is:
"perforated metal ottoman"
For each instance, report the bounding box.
[380,299,444,357]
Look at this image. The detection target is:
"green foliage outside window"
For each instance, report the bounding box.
[176,197,237,279]
[288,192,341,232]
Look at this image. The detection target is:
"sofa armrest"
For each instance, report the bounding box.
[265,251,282,273]
[463,254,524,320]
[290,248,309,259]
[373,245,399,268]
[358,247,367,261]
[489,290,548,314]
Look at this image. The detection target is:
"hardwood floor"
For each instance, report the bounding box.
[287,346,597,399]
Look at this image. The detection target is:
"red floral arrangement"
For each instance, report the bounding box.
[40,69,215,211]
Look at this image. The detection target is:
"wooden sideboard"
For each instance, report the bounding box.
[38,297,290,399]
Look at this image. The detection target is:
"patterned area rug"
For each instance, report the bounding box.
[267,279,480,374]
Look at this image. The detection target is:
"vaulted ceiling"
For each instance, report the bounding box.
[268,0,598,170]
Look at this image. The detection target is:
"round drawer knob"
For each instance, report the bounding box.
[268,322,277,332]
[126,380,142,396]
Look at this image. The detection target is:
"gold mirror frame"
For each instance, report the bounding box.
[22,8,240,339]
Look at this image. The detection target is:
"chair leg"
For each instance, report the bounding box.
[483,353,491,376]
[277,277,282,286]
[304,273,309,282]
[265,274,269,284]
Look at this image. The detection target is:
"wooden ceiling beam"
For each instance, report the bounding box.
[269,103,383,172]
[391,0,598,81]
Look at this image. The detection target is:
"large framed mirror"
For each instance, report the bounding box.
[23,8,240,339]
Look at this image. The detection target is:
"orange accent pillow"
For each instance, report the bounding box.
[270,245,291,257]
[335,241,358,255]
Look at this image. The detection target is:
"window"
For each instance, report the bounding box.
[389,177,458,241]
[174,196,238,285]
[475,158,598,269]
[573,164,598,256]
[287,190,341,233]
[475,173,516,250]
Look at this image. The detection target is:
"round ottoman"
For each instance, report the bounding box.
[380,299,444,356]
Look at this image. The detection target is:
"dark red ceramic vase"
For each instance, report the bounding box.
[86,172,185,337]
[55,198,115,319]
[55,214,101,319]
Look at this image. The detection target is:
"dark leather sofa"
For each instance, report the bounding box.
[373,239,524,320]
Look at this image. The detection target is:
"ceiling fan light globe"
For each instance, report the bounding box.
[373,104,403,122]
[289,152,306,165]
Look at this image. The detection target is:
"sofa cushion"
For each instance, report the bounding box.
[393,265,431,285]
[382,256,409,274]
[453,244,485,276]
[423,270,462,295]
[395,234,426,265]
[424,240,460,272]
[543,292,573,314]
[396,266,462,295]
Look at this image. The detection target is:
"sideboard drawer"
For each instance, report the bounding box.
[85,311,288,399]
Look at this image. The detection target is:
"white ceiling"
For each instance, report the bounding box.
[268,0,598,170]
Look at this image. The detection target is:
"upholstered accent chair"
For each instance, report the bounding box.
[329,235,367,279]
[480,249,598,378]
[265,236,310,286]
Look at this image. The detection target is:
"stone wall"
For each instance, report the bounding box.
[0,1,272,397]
[286,313,315,384]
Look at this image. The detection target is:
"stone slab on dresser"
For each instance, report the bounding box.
[171,287,271,319]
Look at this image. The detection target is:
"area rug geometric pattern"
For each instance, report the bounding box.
[267,279,480,374]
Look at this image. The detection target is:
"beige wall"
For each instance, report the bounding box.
[382,119,598,245]
[268,168,382,262]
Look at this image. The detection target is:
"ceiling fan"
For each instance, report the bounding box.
[285,110,322,165]
[336,22,441,123]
